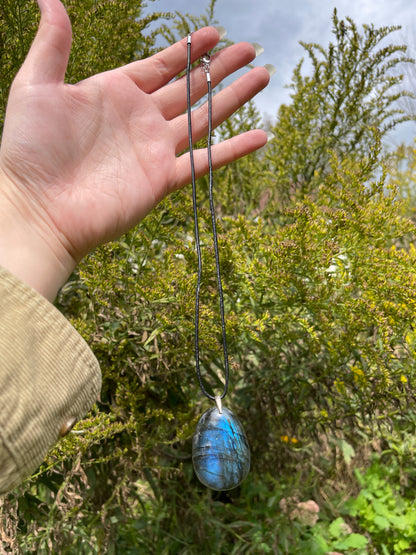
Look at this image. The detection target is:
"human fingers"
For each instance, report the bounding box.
[153,42,258,121]
[16,0,72,85]
[122,27,221,94]
[173,66,270,154]
[172,129,268,191]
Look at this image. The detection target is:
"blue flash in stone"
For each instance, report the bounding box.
[192,406,250,491]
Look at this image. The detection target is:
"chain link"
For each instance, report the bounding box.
[186,34,230,401]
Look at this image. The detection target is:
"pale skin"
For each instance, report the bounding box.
[0,0,271,301]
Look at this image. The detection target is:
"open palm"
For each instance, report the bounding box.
[0,0,269,297]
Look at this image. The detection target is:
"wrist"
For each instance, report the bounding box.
[0,168,76,301]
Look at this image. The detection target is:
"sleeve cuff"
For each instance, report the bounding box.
[0,266,101,494]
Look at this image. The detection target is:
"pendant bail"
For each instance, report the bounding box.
[215,395,223,414]
[200,54,211,83]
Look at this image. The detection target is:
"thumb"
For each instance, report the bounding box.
[18,0,72,84]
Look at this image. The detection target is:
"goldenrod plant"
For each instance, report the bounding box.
[1,2,416,553]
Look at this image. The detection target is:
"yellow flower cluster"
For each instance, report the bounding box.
[280,435,298,444]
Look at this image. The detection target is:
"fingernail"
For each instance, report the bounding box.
[252,42,264,58]
[264,63,277,77]
[266,131,274,143]
[214,25,227,39]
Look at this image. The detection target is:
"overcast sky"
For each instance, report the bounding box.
[146,0,416,145]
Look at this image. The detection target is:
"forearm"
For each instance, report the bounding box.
[0,168,76,301]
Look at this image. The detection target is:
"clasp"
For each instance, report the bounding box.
[200,54,211,82]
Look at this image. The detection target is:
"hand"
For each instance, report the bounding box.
[0,0,270,300]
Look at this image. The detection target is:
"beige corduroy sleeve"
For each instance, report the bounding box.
[0,266,101,495]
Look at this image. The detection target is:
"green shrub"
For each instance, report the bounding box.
[343,462,416,553]
[266,10,415,205]
[2,2,416,553]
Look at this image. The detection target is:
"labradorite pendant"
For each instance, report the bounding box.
[192,406,250,491]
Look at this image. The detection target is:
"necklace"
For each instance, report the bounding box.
[186,34,250,491]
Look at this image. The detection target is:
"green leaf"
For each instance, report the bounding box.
[339,439,356,464]
[373,515,390,530]
[335,533,369,549]
[373,498,391,518]
[329,517,347,538]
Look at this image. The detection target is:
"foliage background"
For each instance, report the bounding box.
[1,1,416,553]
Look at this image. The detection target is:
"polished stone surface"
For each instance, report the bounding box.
[192,406,250,491]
